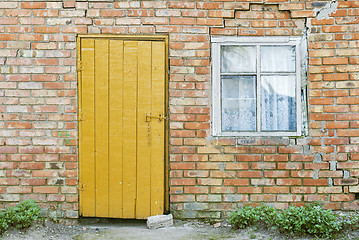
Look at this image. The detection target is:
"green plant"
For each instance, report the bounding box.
[0,213,8,234]
[229,204,278,229]
[4,200,41,229]
[229,205,259,229]
[229,203,358,239]
[275,203,341,238]
[0,200,41,235]
[254,204,278,226]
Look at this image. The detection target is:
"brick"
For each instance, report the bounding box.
[210,187,235,193]
[128,10,153,17]
[279,3,304,10]
[0,2,18,8]
[63,1,76,8]
[6,122,31,129]
[250,194,276,202]
[224,2,249,10]
[303,179,328,186]
[21,2,45,9]
[337,97,359,105]
[264,155,288,161]
[277,179,301,186]
[170,162,195,170]
[331,194,355,202]
[19,162,44,170]
[278,163,303,170]
[33,186,58,194]
[264,187,289,194]
[0,18,18,25]
[223,147,249,154]
[251,147,276,154]
[343,202,359,210]
[338,130,359,137]
[184,171,208,178]
[237,171,262,178]
[6,10,31,17]
[318,187,342,194]
[223,194,248,202]
[252,20,277,28]
[225,19,250,27]
[236,12,262,19]
[291,10,316,18]
[184,187,208,194]
[264,171,289,178]
[169,2,195,9]
[34,26,60,33]
[198,178,222,186]
[21,179,46,186]
[19,147,43,154]
[277,195,302,202]
[251,179,275,186]
[278,146,302,154]
[236,155,261,162]
[7,186,31,194]
[48,194,65,202]
[171,179,195,186]
[142,1,167,9]
[61,10,85,17]
[197,2,222,9]
[291,187,316,194]
[0,178,19,185]
[223,179,249,186]
[32,170,57,177]
[335,178,359,185]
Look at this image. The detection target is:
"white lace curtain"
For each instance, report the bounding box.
[221,45,296,132]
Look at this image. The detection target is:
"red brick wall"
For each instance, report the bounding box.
[0,0,357,220]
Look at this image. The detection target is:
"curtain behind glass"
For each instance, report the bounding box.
[222,76,256,131]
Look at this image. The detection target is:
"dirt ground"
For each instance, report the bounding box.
[1,219,359,240]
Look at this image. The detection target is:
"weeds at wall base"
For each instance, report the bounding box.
[0,200,42,236]
[229,203,359,239]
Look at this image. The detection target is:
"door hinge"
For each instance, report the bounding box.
[80,183,86,191]
[77,60,83,72]
[78,110,84,121]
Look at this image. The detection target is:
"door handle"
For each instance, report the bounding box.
[145,114,168,122]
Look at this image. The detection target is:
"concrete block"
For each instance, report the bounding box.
[146,214,173,229]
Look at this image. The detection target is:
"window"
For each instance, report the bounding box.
[212,37,307,137]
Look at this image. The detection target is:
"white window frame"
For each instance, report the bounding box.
[211,36,305,137]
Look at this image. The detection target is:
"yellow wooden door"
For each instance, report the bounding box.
[78,36,167,219]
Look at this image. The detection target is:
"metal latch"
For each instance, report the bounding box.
[145,114,168,122]
[80,183,86,191]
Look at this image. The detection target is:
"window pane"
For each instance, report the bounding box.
[222,75,256,131]
[221,46,256,73]
[261,75,296,131]
[261,46,296,73]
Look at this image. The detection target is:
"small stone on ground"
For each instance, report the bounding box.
[146,214,174,229]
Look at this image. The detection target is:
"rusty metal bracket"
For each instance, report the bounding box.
[145,114,168,122]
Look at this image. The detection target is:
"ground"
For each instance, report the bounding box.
[1,219,359,240]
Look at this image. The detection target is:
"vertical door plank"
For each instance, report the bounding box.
[150,41,165,216]
[136,41,152,219]
[109,40,124,218]
[79,39,96,217]
[122,41,138,218]
[94,39,109,217]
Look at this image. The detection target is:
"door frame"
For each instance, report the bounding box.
[76,34,170,216]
